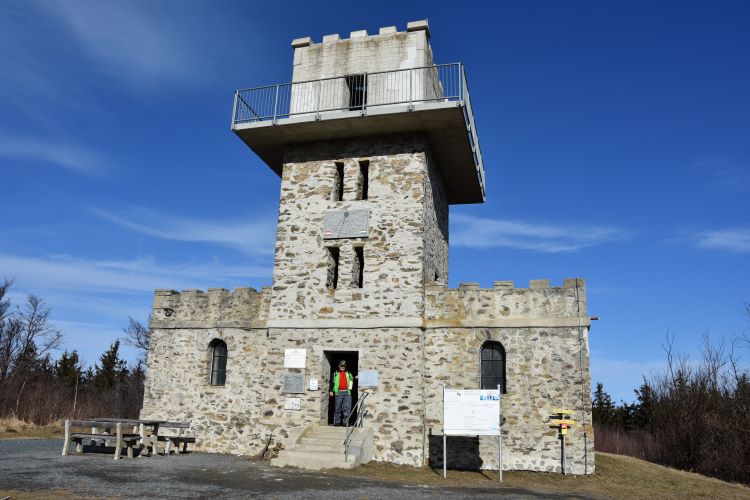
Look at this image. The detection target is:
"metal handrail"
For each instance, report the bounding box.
[231,62,466,126]
[344,391,369,463]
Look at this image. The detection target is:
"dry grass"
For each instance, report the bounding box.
[325,452,750,499]
[0,418,63,440]
[0,490,80,499]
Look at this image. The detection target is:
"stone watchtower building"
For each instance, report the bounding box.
[142,20,595,473]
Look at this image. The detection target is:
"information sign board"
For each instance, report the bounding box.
[444,389,500,436]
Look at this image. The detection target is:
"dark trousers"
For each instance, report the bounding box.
[334,392,352,425]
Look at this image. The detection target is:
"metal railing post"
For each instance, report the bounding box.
[409,68,413,110]
[230,91,238,129]
[272,84,280,123]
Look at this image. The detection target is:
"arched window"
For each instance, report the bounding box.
[481,341,506,393]
[209,339,227,386]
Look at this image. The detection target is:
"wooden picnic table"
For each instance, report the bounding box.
[62,418,167,459]
[92,418,166,456]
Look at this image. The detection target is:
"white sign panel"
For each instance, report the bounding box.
[284,348,307,368]
[284,397,301,410]
[358,370,379,387]
[309,377,319,391]
[444,389,500,436]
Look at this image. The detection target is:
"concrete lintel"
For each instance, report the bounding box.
[267,318,422,329]
[406,20,430,39]
[425,317,591,329]
[291,37,313,48]
[150,320,268,330]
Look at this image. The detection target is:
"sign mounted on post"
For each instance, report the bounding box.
[444,389,500,436]
[284,348,306,368]
[442,386,504,482]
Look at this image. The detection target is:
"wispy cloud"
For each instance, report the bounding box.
[0,253,271,295]
[0,136,104,175]
[692,228,750,254]
[687,159,750,192]
[451,213,628,253]
[43,1,202,88]
[92,207,276,256]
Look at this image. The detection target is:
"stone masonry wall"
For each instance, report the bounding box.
[422,279,595,474]
[141,325,427,465]
[270,134,433,321]
[422,147,449,285]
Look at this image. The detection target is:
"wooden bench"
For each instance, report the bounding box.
[155,421,196,455]
[62,420,140,460]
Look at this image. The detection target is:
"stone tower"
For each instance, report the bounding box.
[142,20,594,474]
[233,20,485,324]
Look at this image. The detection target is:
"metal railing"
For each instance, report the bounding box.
[232,63,466,125]
[344,391,369,463]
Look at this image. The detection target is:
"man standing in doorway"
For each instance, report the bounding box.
[330,360,354,426]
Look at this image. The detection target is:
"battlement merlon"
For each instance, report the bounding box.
[424,278,591,329]
[150,287,271,329]
[291,20,433,81]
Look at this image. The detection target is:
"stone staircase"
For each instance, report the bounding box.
[271,424,373,470]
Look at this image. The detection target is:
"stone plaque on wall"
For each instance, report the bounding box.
[323,210,369,239]
[282,372,305,394]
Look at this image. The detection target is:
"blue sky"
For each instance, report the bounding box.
[1,1,748,402]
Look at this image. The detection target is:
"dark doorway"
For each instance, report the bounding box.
[345,74,367,110]
[325,350,359,426]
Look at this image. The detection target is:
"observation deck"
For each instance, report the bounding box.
[231,62,486,204]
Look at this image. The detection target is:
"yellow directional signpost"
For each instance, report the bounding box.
[547,409,575,475]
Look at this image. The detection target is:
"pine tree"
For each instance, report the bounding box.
[592,382,617,427]
[92,340,128,390]
[55,350,81,386]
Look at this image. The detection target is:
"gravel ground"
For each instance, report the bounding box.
[0,439,581,499]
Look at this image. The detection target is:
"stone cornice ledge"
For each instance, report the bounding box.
[151,317,590,330]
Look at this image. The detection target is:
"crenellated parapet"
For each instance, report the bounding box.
[150,287,271,329]
[425,278,589,328]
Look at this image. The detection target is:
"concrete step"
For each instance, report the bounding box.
[271,449,359,470]
[296,442,346,453]
[300,436,345,445]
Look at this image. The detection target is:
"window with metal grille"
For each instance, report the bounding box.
[480,341,506,393]
[209,339,227,386]
[346,74,367,110]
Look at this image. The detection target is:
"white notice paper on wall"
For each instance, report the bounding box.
[309,378,319,391]
[358,370,379,387]
[284,348,307,368]
[284,398,301,410]
[444,389,500,436]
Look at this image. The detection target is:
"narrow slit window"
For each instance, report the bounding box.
[357,160,369,200]
[346,74,367,110]
[326,247,340,289]
[353,246,364,288]
[209,339,227,386]
[332,162,345,201]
